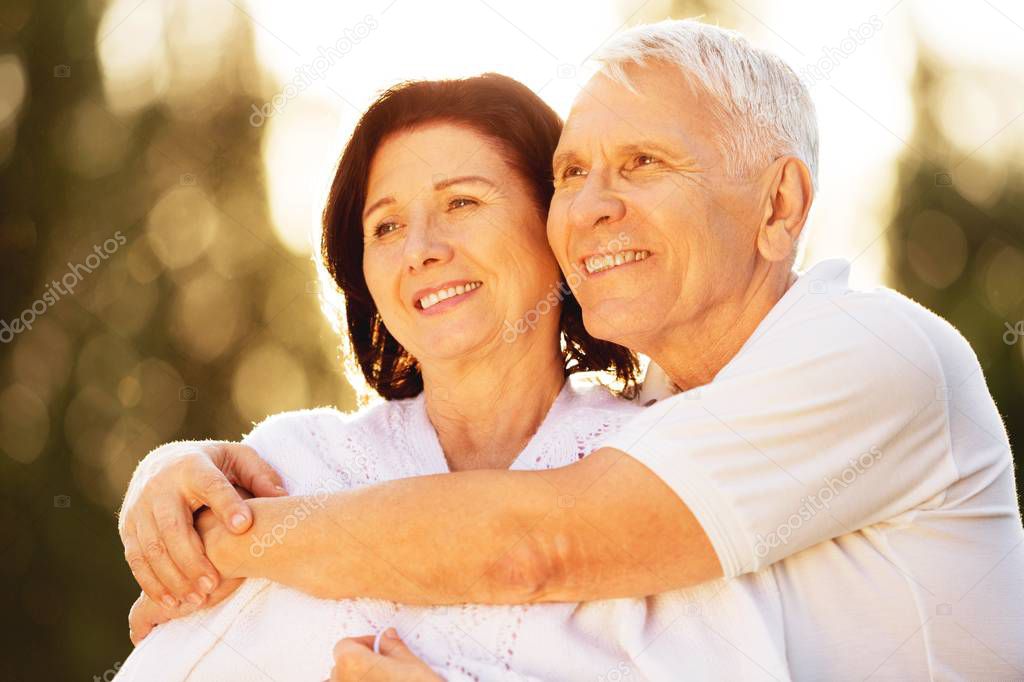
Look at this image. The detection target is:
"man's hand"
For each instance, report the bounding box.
[330,630,444,681]
[118,442,287,609]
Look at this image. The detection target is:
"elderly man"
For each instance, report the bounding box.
[123,19,1024,680]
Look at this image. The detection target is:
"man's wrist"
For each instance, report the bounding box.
[200,512,248,580]
[208,497,284,581]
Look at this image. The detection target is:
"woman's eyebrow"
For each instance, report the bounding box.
[364,176,496,221]
[363,195,395,220]
[434,175,496,190]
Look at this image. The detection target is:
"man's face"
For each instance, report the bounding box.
[547,62,766,353]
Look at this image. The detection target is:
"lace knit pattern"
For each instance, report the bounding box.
[117,379,643,681]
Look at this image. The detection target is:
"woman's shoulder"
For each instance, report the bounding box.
[563,374,645,420]
[557,375,645,446]
[244,396,418,442]
[240,397,424,492]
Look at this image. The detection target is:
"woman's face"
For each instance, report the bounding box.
[362,123,562,366]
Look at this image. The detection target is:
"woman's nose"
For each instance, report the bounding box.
[402,219,453,273]
[568,172,626,230]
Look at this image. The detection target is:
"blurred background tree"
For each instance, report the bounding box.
[0,0,1020,677]
[0,0,354,677]
[886,49,1023,485]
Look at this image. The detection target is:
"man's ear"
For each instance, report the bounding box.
[757,157,813,263]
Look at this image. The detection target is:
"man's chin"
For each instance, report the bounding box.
[580,298,654,347]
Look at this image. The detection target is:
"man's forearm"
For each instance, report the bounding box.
[206,448,720,604]
[207,468,554,604]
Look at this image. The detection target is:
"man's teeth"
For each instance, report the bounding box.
[584,250,650,274]
[419,282,481,310]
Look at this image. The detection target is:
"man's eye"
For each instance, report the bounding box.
[448,197,477,210]
[631,154,659,168]
[374,221,399,237]
[562,166,586,179]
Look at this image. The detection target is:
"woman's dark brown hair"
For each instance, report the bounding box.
[321,73,638,400]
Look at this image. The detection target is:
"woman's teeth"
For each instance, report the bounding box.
[584,250,650,274]
[419,281,481,310]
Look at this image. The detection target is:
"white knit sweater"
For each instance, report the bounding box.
[117,378,790,681]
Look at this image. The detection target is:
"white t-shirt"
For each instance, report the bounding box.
[117,380,791,681]
[603,258,1024,680]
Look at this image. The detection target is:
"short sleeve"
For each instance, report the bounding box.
[602,292,958,577]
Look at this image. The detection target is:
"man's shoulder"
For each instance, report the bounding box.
[751,263,971,385]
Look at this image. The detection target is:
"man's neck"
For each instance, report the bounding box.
[647,266,797,392]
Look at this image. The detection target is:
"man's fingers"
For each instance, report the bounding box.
[137,514,198,605]
[220,443,287,498]
[124,532,175,609]
[153,499,220,595]
[186,458,252,533]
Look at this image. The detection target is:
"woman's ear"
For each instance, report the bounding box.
[757,157,814,263]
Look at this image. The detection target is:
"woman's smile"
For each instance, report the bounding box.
[412,280,483,314]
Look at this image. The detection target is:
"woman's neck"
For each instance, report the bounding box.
[420,337,565,471]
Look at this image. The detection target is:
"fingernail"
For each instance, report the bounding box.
[187,593,203,606]
[231,513,248,529]
[162,595,177,609]
[384,627,400,640]
[274,485,286,494]
[199,576,215,593]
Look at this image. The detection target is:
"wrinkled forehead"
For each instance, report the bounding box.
[556,67,720,160]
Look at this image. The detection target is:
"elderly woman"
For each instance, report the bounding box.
[116,74,789,681]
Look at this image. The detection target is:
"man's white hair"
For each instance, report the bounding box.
[593,18,819,189]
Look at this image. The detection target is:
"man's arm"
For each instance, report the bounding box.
[204,446,721,604]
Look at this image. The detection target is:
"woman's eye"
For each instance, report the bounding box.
[374,221,399,237]
[448,197,477,210]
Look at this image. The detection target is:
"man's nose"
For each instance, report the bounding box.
[402,217,453,273]
[568,172,626,230]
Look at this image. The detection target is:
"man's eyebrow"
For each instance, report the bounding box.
[552,141,686,175]
[363,176,495,221]
[620,140,685,158]
[552,150,582,174]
